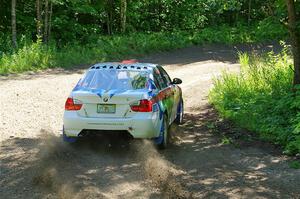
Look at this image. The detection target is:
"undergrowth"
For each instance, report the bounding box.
[0,24,287,75]
[209,45,300,155]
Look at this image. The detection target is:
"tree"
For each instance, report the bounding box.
[107,0,115,35]
[120,0,127,33]
[11,0,17,49]
[285,0,300,85]
[248,0,252,26]
[48,1,53,42]
[36,0,42,39]
[44,0,49,43]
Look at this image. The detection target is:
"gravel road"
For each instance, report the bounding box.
[1,44,300,198]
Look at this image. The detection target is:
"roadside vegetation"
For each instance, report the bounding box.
[0,0,290,75]
[210,46,300,155]
[207,1,300,157]
[0,24,287,75]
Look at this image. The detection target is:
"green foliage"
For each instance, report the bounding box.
[209,47,300,155]
[289,161,300,169]
[221,136,232,145]
[190,23,287,45]
[1,24,287,75]
[1,0,289,45]
[0,31,191,74]
[192,25,256,44]
[255,17,288,41]
[0,40,54,74]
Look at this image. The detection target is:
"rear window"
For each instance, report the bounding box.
[77,70,150,90]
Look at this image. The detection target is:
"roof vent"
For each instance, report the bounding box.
[91,66,95,69]
[137,67,141,70]
[123,66,128,69]
[102,65,107,68]
[96,66,100,69]
[131,65,135,68]
[109,66,114,69]
[143,66,148,69]
[116,65,121,69]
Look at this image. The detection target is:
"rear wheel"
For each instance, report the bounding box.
[174,100,184,124]
[158,115,169,149]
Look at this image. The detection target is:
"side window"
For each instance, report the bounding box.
[153,68,166,89]
[157,66,172,86]
[153,73,162,90]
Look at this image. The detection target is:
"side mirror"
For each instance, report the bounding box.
[172,78,182,85]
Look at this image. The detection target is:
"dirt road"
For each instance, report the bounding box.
[1,44,300,198]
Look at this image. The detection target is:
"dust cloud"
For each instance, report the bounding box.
[32,129,76,199]
[31,129,191,198]
[136,140,191,198]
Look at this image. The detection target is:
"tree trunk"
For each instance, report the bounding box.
[106,0,114,35]
[36,0,42,39]
[11,0,17,49]
[120,0,127,33]
[48,1,53,42]
[285,0,300,86]
[44,0,49,43]
[248,0,252,26]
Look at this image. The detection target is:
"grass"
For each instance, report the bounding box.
[0,32,192,74]
[221,137,233,145]
[209,45,300,156]
[0,23,288,75]
[289,161,300,169]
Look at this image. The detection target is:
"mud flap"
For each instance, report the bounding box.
[177,99,183,116]
[62,126,77,143]
[154,116,165,145]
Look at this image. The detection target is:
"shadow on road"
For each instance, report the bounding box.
[164,108,300,198]
[141,42,283,66]
[1,106,300,198]
[1,42,298,198]
[0,130,188,198]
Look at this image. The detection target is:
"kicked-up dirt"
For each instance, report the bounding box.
[1,43,300,198]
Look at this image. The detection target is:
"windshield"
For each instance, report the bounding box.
[77,70,150,90]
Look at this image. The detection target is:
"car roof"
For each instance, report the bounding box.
[89,62,158,72]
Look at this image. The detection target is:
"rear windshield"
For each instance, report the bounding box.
[77,69,150,90]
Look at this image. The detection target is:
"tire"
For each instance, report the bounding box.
[174,99,184,125]
[158,114,169,149]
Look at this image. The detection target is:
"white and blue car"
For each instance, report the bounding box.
[63,60,183,148]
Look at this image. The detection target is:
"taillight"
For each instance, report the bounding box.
[65,97,82,111]
[130,99,153,112]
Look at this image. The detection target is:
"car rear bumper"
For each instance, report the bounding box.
[63,111,161,139]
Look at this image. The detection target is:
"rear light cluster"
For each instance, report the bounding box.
[65,97,82,111]
[130,99,153,112]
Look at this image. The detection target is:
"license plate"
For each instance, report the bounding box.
[97,104,116,114]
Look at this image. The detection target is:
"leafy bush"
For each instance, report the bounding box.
[209,46,300,155]
[0,32,192,74]
[191,25,256,44]
[0,23,288,75]
[255,18,288,41]
[0,40,55,74]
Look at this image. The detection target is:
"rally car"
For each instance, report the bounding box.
[63,60,183,148]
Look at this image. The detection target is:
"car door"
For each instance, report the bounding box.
[153,67,170,121]
[157,66,181,123]
[155,66,177,123]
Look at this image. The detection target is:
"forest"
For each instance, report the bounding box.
[0,0,295,74]
[1,0,300,155]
